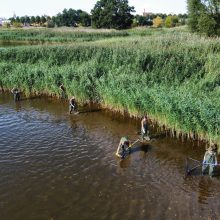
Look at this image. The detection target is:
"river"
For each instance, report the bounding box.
[0,92,220,220]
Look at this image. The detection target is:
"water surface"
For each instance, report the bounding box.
[0,93,220,220]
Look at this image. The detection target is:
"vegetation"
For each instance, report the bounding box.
[91,0,135,29]
[153,16,164,27]
[187,0,220,36]
[0,27,219,148]
[0,28,129,42]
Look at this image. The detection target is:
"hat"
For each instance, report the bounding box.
[208,145,216,152]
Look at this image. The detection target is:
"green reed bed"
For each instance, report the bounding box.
[0,29,219,147]
[0,27,129,42]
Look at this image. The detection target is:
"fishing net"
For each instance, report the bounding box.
[185,157,202,176]
[185,157,220,177]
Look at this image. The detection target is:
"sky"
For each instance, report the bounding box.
[0,0,187,19]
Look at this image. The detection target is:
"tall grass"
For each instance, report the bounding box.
[0,28,219,147]
[0,27,129,42]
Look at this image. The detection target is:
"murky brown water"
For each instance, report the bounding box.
[1,92,220,220]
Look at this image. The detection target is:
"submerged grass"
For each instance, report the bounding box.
[0,27,219,147]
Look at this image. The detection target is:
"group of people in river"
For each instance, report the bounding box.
[10,84,218,176]
[10,84,78,114]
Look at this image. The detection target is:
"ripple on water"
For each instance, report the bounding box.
[1,94,220,220]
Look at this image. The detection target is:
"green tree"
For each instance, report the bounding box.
[91,0,135,29]
[198,13,217,36]
[47,20,55,28]
[187,0,220,36]
[187,0,204,32]
[165,15,179,28]
[78,10,91,27]
[36,16,41,24]
[62,8,79,26]
[41,16,47,24]
[30,16,36,24]
[20,16,26,24]
[15,17,21,22]
[12,21,22,28]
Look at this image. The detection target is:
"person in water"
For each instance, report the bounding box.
[11,87,20,101]
[69,96,77,114]
[141,115,150,141]
[202,144,218,177]
[59,83,66,99]
[116,136,130,158]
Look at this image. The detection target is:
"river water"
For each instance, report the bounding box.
[0,92,220,220]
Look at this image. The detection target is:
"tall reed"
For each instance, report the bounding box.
[0,28,219,147]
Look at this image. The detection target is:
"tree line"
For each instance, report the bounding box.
[4,0,219,36]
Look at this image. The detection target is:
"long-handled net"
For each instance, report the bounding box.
[185,157,220,177]
[185,157,202,176]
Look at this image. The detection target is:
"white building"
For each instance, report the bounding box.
[0,18,11,26]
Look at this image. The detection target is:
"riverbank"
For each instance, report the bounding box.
[0,27,219,149]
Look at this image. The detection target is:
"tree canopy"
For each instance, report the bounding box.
[187,0,220,36]
[91,0,135,29]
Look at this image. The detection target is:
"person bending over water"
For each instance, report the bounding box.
[11,88,20,101]
[116,136,130,158]
[69,96,77,114]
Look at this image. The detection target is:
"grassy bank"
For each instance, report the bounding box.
[0,27,219,147]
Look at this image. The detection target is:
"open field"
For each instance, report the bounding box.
[0,27,219,147]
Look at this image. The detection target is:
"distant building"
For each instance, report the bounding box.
[143,9,153,17]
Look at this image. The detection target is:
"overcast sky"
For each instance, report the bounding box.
[0,0,187,18]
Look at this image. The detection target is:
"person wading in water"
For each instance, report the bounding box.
[202,144,218,177]
[141,115,150,141]
[116,136,131,158]
[11,88,21,101]
[59,83,66,99]
[69,96,77,114]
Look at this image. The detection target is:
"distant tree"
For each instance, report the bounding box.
[36,16,41,24]
[63,8,80,26]
[41,16,47,24]
[46,16,51,22]
[78,10,91,27]
[165,16,173,28]
[135,15,146,26]
[153,16,164,27]
[177,13,188,25]
[12,21,22,28]
[47,20,55,28]
[53,13,63,27]
[9,17,15,24]
[91,0,135,29]
[20,16,26,25]
[165,15,179,28]
[15,17,21,22]
[26,16,30,25]
[30,16,36,24]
